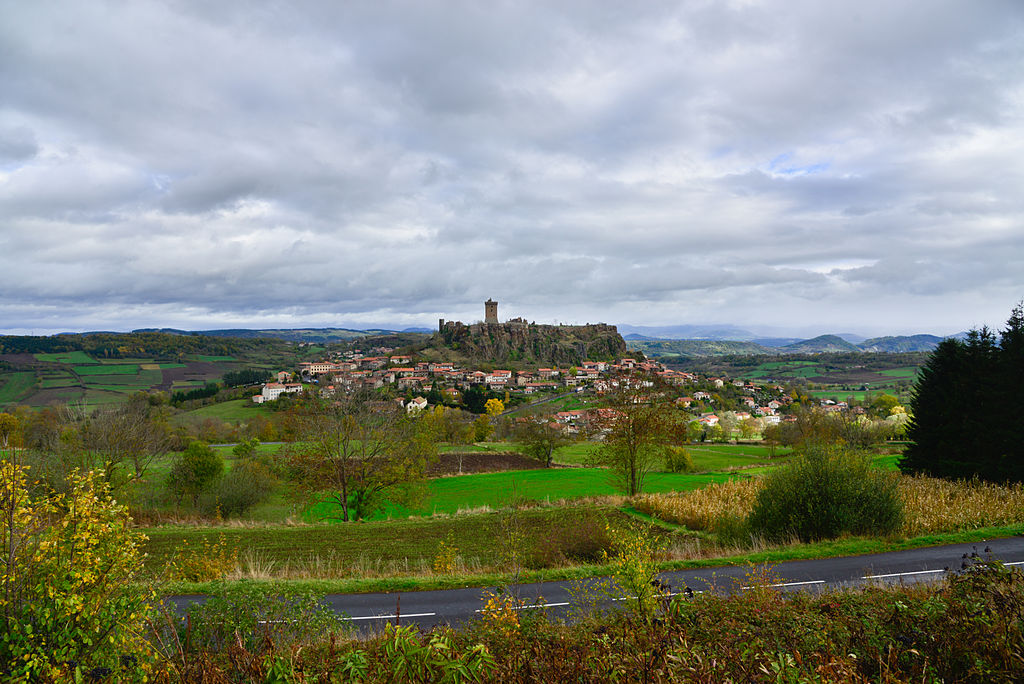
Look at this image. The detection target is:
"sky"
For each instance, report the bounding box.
[2,1,1023,338]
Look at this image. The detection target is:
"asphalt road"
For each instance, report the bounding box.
[168,536,1024,632]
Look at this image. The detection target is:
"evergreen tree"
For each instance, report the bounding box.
[901,304,1023,482]
[901,337,972,478]
[996,304,1024,481]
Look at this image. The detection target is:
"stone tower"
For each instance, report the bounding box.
[484,299,498,324]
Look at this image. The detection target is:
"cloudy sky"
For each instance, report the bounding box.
[2,1,1023,337]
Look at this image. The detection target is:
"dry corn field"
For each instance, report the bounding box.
[634,474,1024,536]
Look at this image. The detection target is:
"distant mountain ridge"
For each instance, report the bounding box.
[627,332,966,358]
[131,327,405,343]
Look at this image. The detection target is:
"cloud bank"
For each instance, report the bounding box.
[1,0,1022,336]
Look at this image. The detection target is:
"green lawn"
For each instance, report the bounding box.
[0,372,36,404]
[35,351,95,364]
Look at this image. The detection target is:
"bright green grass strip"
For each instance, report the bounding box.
[74,364,138,375]
[879,367,919,377]
[159,363,186,369]
[35,351,95,364]
[193,355,237,362]
[0,371,36,404]
[872,453,902,470]
[303,468,736,522]
[160,523,1024,596]
[97,358,153,364]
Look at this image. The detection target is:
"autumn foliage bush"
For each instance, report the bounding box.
[0,460,156,682]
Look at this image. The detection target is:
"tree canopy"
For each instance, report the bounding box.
[900,302,1024,482]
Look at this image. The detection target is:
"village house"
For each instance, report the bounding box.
[252,382,303,403]
[405,396,428,414]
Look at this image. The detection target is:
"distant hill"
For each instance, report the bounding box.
[132,327,392,343]
[626,339,776,358]
[753,337,803,348]
[782,335,861,354]
[616,324,757,341]
[858,334,945,353]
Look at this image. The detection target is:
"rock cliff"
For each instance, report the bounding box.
[424,321,627,367]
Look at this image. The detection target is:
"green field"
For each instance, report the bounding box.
[0,371,36,404]
[73,364,139,375]
[34,351,95,364]
[193,355,238,362]
[304,468,739,521]
[175,398,271,423]
[38,375,78,389]
[98,357,153,365]
[879,367,918,378]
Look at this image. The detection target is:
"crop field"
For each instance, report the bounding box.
[140,505,646,575]
[0,371,35,405]
[879,367,918,378]
[73,363,139,375]
[192,354,238,362]
[34,351,95,364]
[38,373,78,388]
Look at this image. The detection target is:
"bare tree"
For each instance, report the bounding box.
[81,394,174,483]
[291,392,436,521]
[515,419,570,467]
[592,373,674,496]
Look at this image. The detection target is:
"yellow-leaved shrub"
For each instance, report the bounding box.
[0,460,156,682]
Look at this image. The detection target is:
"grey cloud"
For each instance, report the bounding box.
[1,0,1022,336]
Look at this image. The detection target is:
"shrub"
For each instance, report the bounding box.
[0,462,156,682]
[663,445,694,473]
[167,440,224,506]
[179,581,347,655]
[165,534,238,582]
[747,445,904,542]
[530,516,611,568]
[198,458,275,518]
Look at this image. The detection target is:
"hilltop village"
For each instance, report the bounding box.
[250,300,814,434]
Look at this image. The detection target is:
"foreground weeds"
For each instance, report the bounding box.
[154,561,1024,682]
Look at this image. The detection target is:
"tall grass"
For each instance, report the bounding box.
[635,473,1024,536]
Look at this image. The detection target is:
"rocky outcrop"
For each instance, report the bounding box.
[428,321,627,366]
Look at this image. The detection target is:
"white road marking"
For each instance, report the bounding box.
[862,569,946,580]
[337,560,1023,621]
[741,579,826,589]
[344,612,436,621]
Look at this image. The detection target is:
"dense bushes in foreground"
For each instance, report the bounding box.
[158,561,1023,682]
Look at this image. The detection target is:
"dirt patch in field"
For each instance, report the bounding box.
[158,362,222,390]
[0,353,42,368]
[428,451,545,476]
